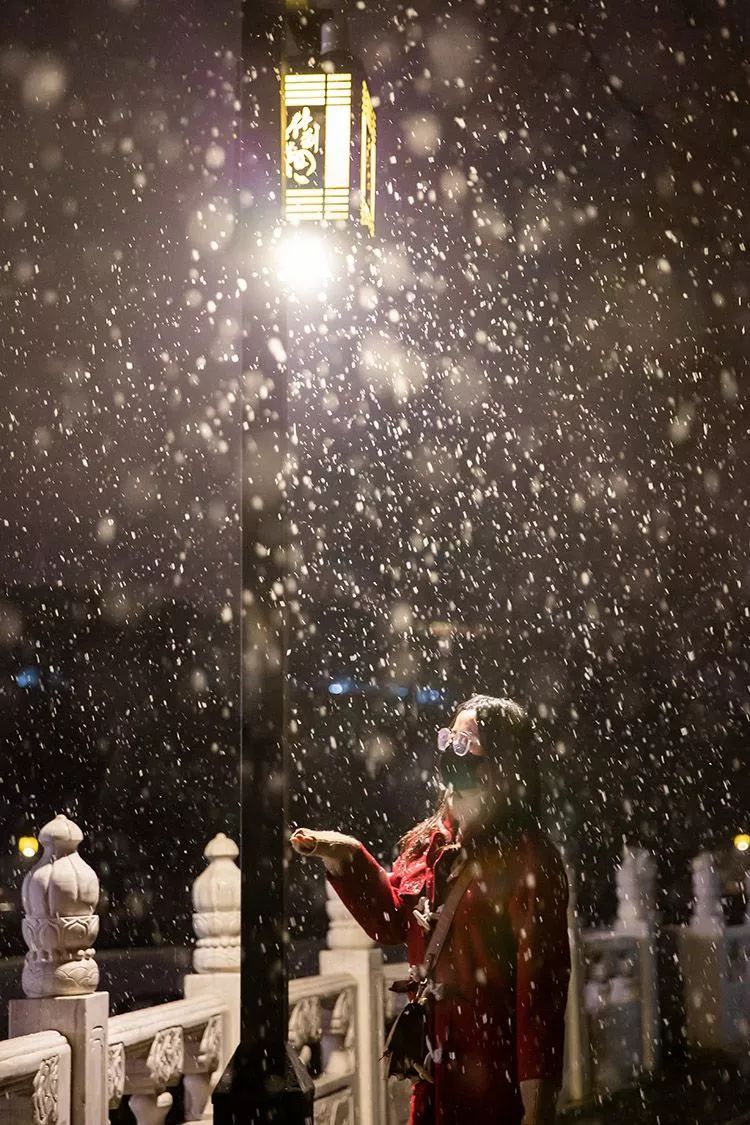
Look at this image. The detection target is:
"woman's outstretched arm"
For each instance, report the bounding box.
[291,828,410,945]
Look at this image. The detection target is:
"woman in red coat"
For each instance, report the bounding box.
[292,695,570,1125]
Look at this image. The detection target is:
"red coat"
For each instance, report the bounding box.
[328,817,570,1125]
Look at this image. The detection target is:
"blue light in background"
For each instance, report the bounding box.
[326,680,443,704]
[328,679,350,696]
[15,667,41,689]
[416,687,443,705]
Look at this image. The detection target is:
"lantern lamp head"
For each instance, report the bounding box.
[282,13,376,235]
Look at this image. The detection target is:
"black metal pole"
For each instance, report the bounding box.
[213,1,312,1120]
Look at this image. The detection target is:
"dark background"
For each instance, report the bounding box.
[1,0,749,970]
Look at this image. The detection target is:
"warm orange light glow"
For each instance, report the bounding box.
[18,835,39,859]
[734,833,750,853]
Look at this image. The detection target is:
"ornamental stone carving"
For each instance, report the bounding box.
[198,1014,222,1074]
[146,1026,184,1090]
[21,814,100,998]
[615,846,657,936]
[690,851,724,935]
[326,988,355,1077]
[107,1041,126,1109]
[32,1054,59,1125]
[192,834,241,973]
[288,996,321,1068]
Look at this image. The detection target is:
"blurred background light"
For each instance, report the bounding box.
[18,835,39,859]
[15,667,41,688]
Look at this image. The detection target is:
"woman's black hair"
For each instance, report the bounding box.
[398,694,541,859]
[454,694,541,818]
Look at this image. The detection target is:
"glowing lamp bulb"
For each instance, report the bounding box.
[18,835,39,859]
[733,833,750,853]
[275,230,333,296]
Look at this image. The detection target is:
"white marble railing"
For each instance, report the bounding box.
[678,852,750,1051]
[0,1029,72,1125]
[108,995,227,1125]
[288,972,358,1123]
[581,931,645,1092]
[2,818,748,1123]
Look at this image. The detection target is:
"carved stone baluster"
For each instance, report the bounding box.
[614,846,660,1074]
[615,846,657,937]
[690,851,724,934]
[32,1054,61,1125]
[129,1092,173,1125]
[183,1014,223,1122]
[191,835,241,974]
[184,834,240,1070]
[288,996,321,1071]
[121,1026,184,1125]
[107,1042,126,1110]
[319,883,383,1125]
[19,813,100,998]
[679,852,731,1050]
[324,988,355,1078]
[9,814,108,1125]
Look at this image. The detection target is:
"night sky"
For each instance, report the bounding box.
[0,0,748,954]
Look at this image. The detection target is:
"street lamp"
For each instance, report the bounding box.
[213,3,377,1123]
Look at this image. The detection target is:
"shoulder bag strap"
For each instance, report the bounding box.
[422,858,477,978]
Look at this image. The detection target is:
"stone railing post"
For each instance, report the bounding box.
[183,833,241,1071]
[690,851,724,936]
[678,850,730,1050]
[614,845,660,1072]
[615,846,657,937]
[9,814,108,1125]
[319,882,385,1125]
[560,852,592,1105]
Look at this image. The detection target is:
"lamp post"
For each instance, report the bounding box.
[213,2,375,1121]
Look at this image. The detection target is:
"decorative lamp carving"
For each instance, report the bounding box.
[21,814,100,998]
[191,833,241,973]
[282,13,376,234]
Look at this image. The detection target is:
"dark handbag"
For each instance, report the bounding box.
[383,990,431,1081]
[382,860,476,1083]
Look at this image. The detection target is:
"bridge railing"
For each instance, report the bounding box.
[2,815,748,1124]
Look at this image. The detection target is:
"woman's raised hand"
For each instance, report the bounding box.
[290,828,360,875]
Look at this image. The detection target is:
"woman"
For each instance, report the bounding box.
[291,695,570,1125]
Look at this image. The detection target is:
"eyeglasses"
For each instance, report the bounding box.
[436,728,488,790]
[437,728,481,756]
